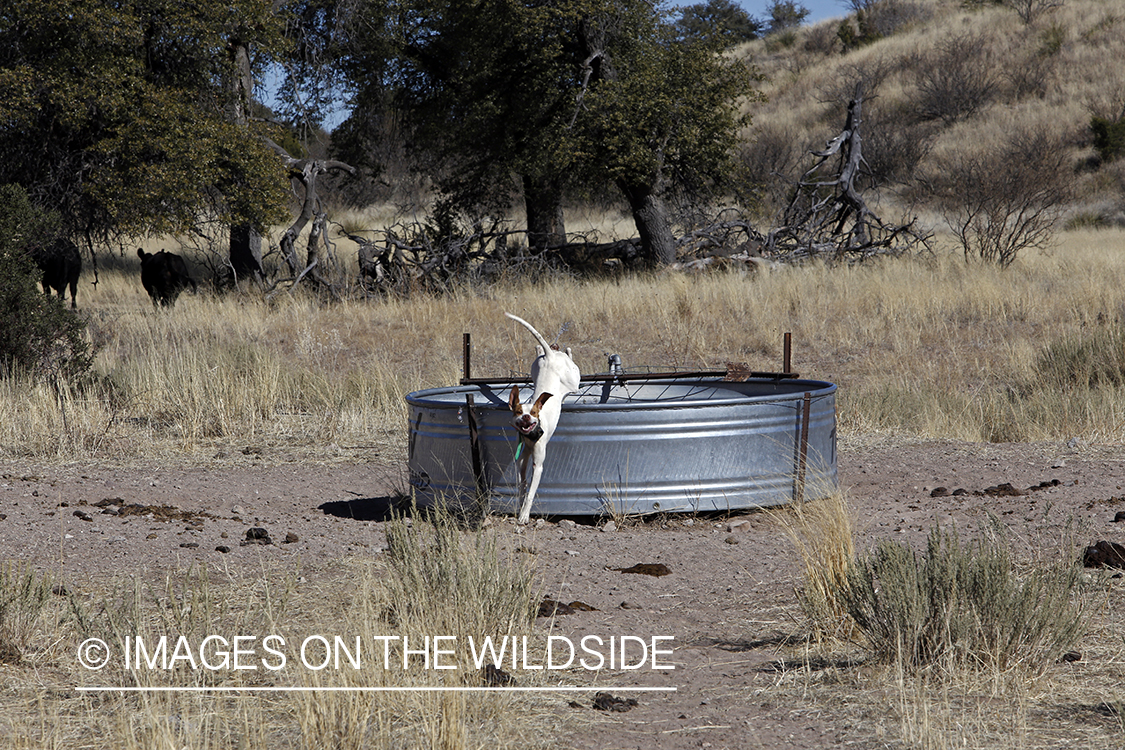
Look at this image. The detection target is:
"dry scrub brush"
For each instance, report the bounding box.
[840,521,1086,677]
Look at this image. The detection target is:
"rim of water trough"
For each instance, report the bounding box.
[405,376,838,412]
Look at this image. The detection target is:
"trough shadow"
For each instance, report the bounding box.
[318,496,407,522]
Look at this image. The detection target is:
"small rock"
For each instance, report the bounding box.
[683,518,695,527]
[930,487,949,498]
[220,531,228,538]
[724,536,739,545]
[52,585,68,596]
[73,509,93,522]
[231,505,246,517]
[559,519,576,529]
[241,527,272,546]
[1060,650,1082,663]
[534,518,546,529]
[565,549,579,556]
[592,692,638,712]
[179,542,199,549]
[615,563,672,576]
[538,598,576,617]
[601,520,617,533]
[727,519,751,533]
[620,601,643,610]
[1114,511,1125,523]
[101,506,119,516]
[1083,540,1125,569]
[983,483,1024,497]
[146,533,157,540]
[284,532,299,544]
[215,545,231,554]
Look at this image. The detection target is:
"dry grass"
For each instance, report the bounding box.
[0,509,566,749]
[771,488,857,640]
[6,227,1125,461]
[770,494,1124,750]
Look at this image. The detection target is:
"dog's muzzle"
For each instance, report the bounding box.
[516,421,544,442]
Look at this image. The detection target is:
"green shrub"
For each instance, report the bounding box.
[841,524,1083,674]
[0,184,93,382]
[1091,116,1125,163]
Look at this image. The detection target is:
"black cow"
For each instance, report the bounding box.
[138,248,197,307]
[30,237,82,308]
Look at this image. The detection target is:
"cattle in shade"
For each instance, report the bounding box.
[30,237,81,308]
[138,248,197,307]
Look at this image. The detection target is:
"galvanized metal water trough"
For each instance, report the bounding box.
[405,346,837,516]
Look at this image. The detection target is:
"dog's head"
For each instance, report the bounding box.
[508,386,552,438]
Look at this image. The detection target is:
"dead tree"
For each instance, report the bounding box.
[766,82,930,262]
[263,138,356,296]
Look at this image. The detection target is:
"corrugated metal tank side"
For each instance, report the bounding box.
[406,378,836,516]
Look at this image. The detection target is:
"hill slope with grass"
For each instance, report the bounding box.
[734,0,1125,229]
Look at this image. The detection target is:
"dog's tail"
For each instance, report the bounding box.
[505,313,553,354]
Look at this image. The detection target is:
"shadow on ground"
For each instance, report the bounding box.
[319,496,404,522]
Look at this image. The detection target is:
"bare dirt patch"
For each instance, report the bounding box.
[2,437,1124,748]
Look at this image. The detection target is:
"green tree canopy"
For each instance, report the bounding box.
[0,0,291,244]
[332,0,760,265]
[676,0,764,47]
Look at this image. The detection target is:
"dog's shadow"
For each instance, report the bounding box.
[318,496,407,522]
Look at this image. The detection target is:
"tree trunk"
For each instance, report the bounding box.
[522,174,566,253]
[619,179,676,266]
[229,224,264,282]
[228,35,264,283]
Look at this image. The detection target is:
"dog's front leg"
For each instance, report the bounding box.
[517,444,546,524]
[516,451,529,514]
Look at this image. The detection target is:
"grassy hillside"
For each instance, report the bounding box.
[734,0,1125,227]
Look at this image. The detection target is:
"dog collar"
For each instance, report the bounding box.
[514,424,545,461]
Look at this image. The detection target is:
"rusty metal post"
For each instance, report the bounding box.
[783,332,792,375]
[794,391,811,504]
[465,393,485,500]
[463,332,472,383]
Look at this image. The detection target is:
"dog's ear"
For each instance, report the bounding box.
[532,392,553,413]
[508,385,522,411]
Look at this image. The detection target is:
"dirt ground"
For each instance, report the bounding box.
[2,437,1124,749]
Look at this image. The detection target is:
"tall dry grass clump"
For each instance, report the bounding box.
[773,489,857,640]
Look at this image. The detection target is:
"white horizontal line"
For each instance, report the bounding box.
[76,686,676,693]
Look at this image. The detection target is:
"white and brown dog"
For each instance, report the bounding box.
[505,313,581,524]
